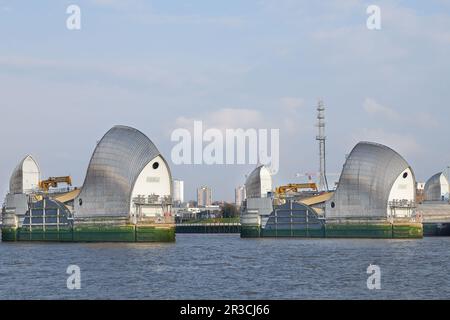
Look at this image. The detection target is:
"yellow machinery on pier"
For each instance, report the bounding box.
[275,183,318,196]
[39,176,73,191]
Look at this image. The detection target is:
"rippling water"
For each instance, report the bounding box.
[1,234,449,299]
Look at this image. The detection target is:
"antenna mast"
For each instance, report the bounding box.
[316,100,329,192]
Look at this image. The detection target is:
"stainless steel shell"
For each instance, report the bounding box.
[9,155,39,194]
[325,141,413,219]
[245,165,272,199]
[74,126,162,217]
[424,172,443,201]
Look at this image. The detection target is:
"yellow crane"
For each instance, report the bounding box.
[39,176,73,191]
[275,183,318,196]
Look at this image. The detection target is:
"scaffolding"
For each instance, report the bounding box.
[131,195,173,225]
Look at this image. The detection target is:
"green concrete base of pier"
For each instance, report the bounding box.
[1,225,176,243]
[240,226,261,238]
[241,223,423,239]
[136,226,175,242]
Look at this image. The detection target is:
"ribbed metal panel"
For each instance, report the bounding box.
[74,126,161,217]
[246,166,262,199]
[245,165,272,198]
[9,155,38,194]
[22,199,72,228]
[9,162,23,194]
[325,142,412,219]
[424,172,443,201]
[264,201,323,231]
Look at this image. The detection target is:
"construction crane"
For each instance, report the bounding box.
[39,176,72,191]
[275,183,318,196]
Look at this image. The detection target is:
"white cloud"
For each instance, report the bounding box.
[306,1,450,71]
[280,97,304,112]
[175,108,266,131]
[363,98,439,129]
[363,98,399,121]
[355,128,421,156]
[89,0,146,10]
[382,2,450,46]
[89,0,245,27]
[0,55,212,92]
[139,13,245,27]
[172,101,313,139]
[278,97,309,134]
[412,112,439,129]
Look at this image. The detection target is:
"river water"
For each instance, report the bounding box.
[0,234,449,300]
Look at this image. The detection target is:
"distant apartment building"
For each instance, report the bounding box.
[235,185,246,207]
[172,179,184,206]
[197,186,212,207]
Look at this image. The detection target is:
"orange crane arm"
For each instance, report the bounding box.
[39,176,72,191]
[275,183,318,195]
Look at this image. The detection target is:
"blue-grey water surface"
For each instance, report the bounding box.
[1,234,449,299]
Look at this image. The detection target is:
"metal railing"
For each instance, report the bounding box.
[176,222,241,227]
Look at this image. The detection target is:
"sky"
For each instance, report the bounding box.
[1,0,450,202]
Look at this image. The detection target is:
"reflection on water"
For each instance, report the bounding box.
[1,234,449,300]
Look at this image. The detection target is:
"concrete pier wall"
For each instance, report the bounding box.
[241,223,423,239]
[1,225,175,242]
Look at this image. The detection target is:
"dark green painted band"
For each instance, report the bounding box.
[1,226,176,243]
[241,223,423,239]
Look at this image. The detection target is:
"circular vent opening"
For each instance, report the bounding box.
[153,162,159,170]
